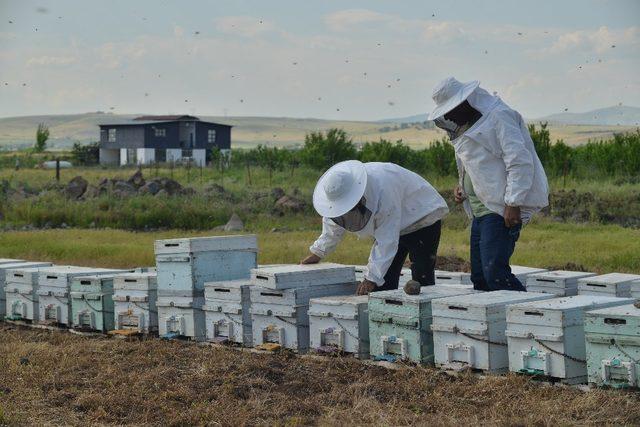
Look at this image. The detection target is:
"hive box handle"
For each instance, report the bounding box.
[604,318,626,325]
[260,292,283,297]
[14,273,24,277]
[214,288,231,293]
[124,279,137,282]
[448,305,467,311]
[385,299,403,306]
[164,243,179,247]
[586,283,606,288]
[524,311,544,316]
[256,275,269,281]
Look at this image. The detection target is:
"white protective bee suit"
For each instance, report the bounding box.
[309,161,449,286]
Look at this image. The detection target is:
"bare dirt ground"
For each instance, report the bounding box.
[1,324,639,426]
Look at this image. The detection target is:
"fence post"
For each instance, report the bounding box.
[55,158,60,182]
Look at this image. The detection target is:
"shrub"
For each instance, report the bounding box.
[299,129,357,170]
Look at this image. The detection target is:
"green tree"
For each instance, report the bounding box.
[34,122,50,152]
[300,128,357,170]
[528,122,551,166]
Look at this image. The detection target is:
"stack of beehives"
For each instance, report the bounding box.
[249,263,357,353]
[154,235,258,341]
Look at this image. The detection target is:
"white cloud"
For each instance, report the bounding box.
[324,9,390,32]
[27,55,76,66]
[543,26,639,55]
[421,21,467,43]
[215,16,276,38]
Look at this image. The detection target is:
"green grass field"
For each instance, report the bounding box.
[1,220,638,273]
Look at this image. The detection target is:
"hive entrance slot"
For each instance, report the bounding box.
[46,275,58,279]
[448,305,467,311]
[524,311,543,316]
[124,279,137,283]
[436,276,451,280]
[81,280,91,285]
[256,275,269,281]
[604,318,626,325]
[260,292,283,297]
[14,273,23,277]
[165,243,179,247]
[535,278,555,283]
[214,288,231,293]
[586,283,606,288]
[385,300,403,306]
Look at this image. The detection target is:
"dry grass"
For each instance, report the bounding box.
[1,324,638,426]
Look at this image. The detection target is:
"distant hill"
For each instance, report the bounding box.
[377,113,428,124]
[536,105,640,126]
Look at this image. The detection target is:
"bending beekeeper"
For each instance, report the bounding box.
[430,77,549,291]
[301,160,449,295]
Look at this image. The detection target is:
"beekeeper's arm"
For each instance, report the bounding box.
[308,217,346,259]
[494,110,534,207]
[364,208,402,286]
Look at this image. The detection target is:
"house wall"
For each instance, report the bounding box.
[195,122,231,151]
[99,148,120,165]
[136,148,156,165]
[143,122,180,149]
[120,148,128,166]
[100,126,145,149]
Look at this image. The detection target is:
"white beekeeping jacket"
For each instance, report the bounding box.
[310,162,449,286]
[452,88,549,221]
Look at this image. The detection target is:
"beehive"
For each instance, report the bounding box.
[526,270,596,296]
[112,272,158,334]
[1,261,52,319]
[434,270,472,286]
[157,291,206,340]
[250,281,358,352]
[506,295,634,383]
[577,273,640,298]
[354,265,411,286]
[251,263,355,290]
[431,290,555,372]
[70,275,121,333]
[308,295,369,357]
[511,266,548,284]
[585,303,640,388]
[155,235,258,293]
[4,264,53,322]
[368,286,476,364]
[202,280,252,345]
[632,279,640,299]
[36,266,128,326]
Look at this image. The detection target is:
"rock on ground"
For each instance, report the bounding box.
[65,176,88,199]
[223,213,244,232]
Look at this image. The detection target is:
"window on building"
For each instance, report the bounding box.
[126,148,137,164]
[208,129,216,143]
[182,149,193,158]
[108,128,116,142]
[154,128,166,137]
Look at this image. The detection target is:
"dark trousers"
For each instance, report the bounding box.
[377,220,442,291]
[470,213,525,291]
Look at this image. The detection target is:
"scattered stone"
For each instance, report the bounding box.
[60,222,68,229]
[112,181,137,197]
[65,176,88,199]
[404,280,421,295]
[139,181,161,195]
[157,178,182,195]
[82,185,100,199]
[127,169,146,188]
[181,187,197,196]
[205,183,226,195]
[155,189,168,197]
[271,187,286,200]
[223,213,244,232]
[274,195,306,213]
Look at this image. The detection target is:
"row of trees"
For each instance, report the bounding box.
[223,125,640,179]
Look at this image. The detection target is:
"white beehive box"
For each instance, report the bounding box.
[577,273,640,298]
[584,304,640,388]
[354,265,411,286]
[250,281,358,352]
[309,295,369,357]
[4,264,54,322]
[632,279,640,299]
[155,235,258,293]
[431,290,556,372]
[157,292,206,340]
[526,270,596,296]
[506,295,634,383]
[202,280,252,346]
[112,272,158,334]
[434,270,472,286]
[511,266,548,284]
[36,266,128,326]
[1,261,53,318]
[251,263,355,290]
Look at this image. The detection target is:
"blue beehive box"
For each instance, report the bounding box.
[155,235,258,293]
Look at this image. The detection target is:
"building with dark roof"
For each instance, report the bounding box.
[98,115,232,166]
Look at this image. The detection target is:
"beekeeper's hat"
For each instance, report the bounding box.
[313,160,367,218]
[428,77,480,120]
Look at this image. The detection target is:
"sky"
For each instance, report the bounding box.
[0,0,639,121]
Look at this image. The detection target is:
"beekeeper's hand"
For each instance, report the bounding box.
[454,185,466,204]
[356,279,377,295]
[300,253,321,265]
[503,206,522,228]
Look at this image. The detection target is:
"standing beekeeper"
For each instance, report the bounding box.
[429,77,549,292]
[300,160,449,295]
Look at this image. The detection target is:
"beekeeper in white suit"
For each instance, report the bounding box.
[300,160,449,295]
[429,77,549,292]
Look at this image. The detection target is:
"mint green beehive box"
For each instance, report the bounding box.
[368,286,476,364]
[70,274,119,333]
[585,303,640,388]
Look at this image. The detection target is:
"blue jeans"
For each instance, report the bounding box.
[470,213,525,292]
